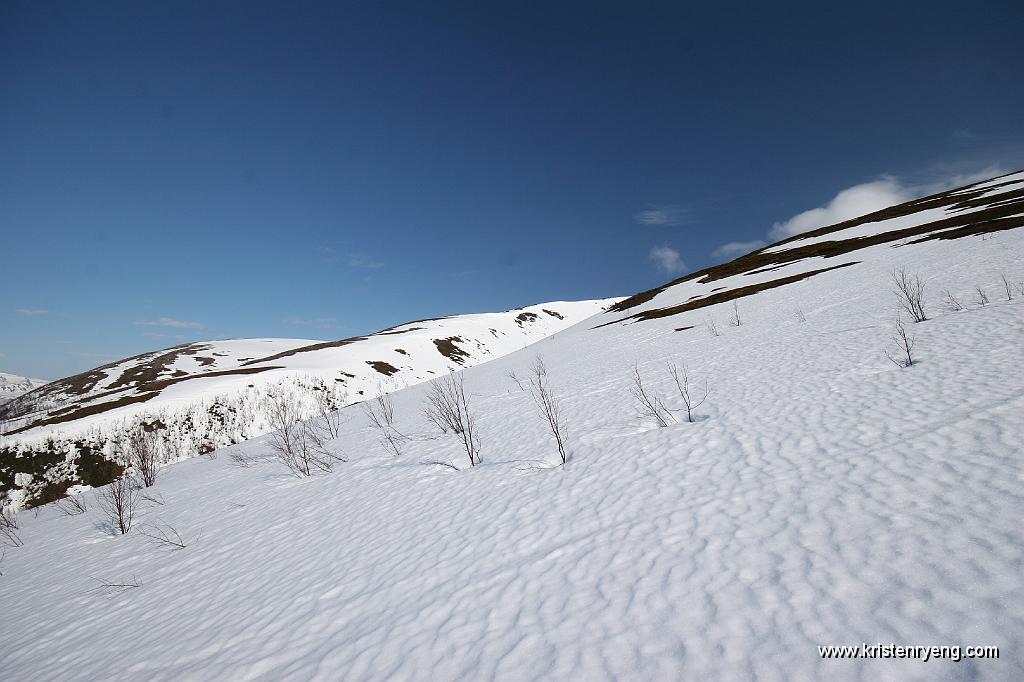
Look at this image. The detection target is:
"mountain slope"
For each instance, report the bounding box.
[0,373,48,405]
[0,299,615,506]
[1,171,1022,681]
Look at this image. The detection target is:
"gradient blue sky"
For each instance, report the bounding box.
[3,1,1023,379]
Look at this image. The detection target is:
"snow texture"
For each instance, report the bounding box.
[1,174,1023,681]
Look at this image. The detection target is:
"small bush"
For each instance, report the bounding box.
[891,268,927,322]
[885,316,916,368]
[425,373,481,466]
[98,473,140,534]
[527,356,569,465]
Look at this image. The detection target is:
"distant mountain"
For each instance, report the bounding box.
[0,372,48,405]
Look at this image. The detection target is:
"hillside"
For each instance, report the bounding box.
[0,299,615,506]
[1,170,1022,680]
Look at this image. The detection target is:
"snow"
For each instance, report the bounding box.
[3,300,614,443]
[0,372,47,404]
[2,196,1023,679]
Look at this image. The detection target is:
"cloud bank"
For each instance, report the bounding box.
[769,165,1005,242]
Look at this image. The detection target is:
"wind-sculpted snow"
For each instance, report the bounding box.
[1,207,1022,679]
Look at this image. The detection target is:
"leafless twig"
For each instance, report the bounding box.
[0,507,23,547]
[88,575,142,595]
[667,362,709,423]
[891,268,927,322]
[98,473,140,534]
[125,425,161,488]
[424,459,461,471]
[885,316,916,368]
[56,494,88,516]
[138,522,189,550]
[630,364,674,427]
[424,373,481,466]
[942,289,964,312]
[506,370,525,392]
[527,356,569,464]
[1000,273,1014,301]
[729,302,742,327]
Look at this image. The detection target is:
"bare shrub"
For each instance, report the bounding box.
[1,506,23,547]
[138,522,188,550]
[1000,273,1014,301]
[88,575,142,595]
[891,268,927,322]
[378,425,410,458]
[705,317,721,337]
[308,380,347,439]
[729,302,742,327]
[942,289,964,312]
[667,363,709,423]
[1016,281,1024,297]
[362,388,395,430]
[630,364,674,427]
[56,494,88,516]
[794,309,807,323]
[425,373,481,466]
[506,370,525,391]
[229,450,257,467]
[425,459,460,471]
[527,356,568,465]
[266,387,344,477]
[885,316,916,368]
[976,287,989,306]
[98,473,140,535]
[362,387,408,456]
[126,426,161,488]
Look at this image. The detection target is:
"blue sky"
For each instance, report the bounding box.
[3,1,1023,379]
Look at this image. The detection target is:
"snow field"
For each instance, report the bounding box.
[1,228,1023,680]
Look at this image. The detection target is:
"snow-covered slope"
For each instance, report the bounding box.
[0,299,615,506]
[1,171,1022,681]
[2,300,613,440]
[0,373,47,405]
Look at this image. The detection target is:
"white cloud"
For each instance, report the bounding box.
[769,179,910,241]
[634,205,688,226]
[15,308,48,316]
[134,316,204,329]
[768,165,1006,242]
[648,245,686,276]
[349,254,384,269]
[712,240,767,260]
